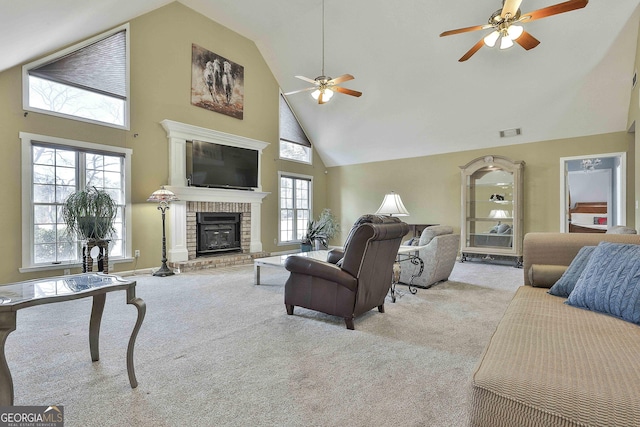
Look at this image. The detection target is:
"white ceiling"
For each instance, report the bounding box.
[3,0,640,166]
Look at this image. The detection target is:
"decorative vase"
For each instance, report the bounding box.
[301,243,312,252]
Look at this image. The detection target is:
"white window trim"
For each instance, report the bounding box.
[278,171,313,246]
[22,23,131,130]
[20,132,133,273]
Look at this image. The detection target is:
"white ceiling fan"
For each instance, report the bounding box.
[284,0,362,104]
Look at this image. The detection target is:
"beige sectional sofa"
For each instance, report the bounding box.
[469,232,640,427]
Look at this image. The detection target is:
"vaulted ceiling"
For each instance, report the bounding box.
[3,0,640,166]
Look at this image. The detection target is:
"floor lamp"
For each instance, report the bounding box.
[147,186,178,277]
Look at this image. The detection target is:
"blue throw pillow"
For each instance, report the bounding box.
[548,246,596,297]
[566,242,640,325]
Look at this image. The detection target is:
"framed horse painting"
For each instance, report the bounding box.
[191,44,244,120]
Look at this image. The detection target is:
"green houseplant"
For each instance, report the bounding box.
[301,208,340,251]
[62,186,118,241]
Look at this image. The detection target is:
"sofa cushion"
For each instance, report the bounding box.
[470,286,640,427]
[566,242,640,325]
[418,225,453,246]
[547,246,596,297]
[528,264,567,289]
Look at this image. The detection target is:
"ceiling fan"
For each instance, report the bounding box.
[284,0,362,104]
[440,0,588,62]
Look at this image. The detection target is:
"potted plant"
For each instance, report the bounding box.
[62,186,118,241]
[301,208,340,251]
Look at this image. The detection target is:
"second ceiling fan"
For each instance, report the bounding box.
[440,0,589,62]
[284,0,362,104]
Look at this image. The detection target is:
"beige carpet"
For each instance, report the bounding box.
[6,260,522,426]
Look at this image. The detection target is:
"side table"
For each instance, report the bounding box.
[390,246,424,303]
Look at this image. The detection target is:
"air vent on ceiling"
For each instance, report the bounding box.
[500,128,521,138]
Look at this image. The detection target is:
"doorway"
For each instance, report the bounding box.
[559,152,626,233]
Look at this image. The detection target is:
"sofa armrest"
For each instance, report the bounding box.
[284,255,357,292]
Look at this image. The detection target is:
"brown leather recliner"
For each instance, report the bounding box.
[284,215,410,330]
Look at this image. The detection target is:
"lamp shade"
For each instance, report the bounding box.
[483,30,500,47]
[500,35,514,50]
[489,209,510,219]
[375,192,410,216]
[147,186,178,203]
[507,25,524,40]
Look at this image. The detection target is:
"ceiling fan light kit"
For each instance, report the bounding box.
[311,87,334,102]
[440,0,589,61]
[284,0,362,104]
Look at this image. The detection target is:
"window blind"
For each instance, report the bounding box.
[29,30,126,100]
[279,94,311,148]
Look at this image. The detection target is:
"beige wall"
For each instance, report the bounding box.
[0,2,326,283]
[326,132,635,245]
[628,18,640,232]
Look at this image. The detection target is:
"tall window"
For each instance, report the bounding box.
[279,94,312,164]
[279,173,312,243]
[21,133,132,272]
[23,24,129,129]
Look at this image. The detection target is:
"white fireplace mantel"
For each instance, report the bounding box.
[160,120,270,262]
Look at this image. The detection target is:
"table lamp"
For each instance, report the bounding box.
[375,192,410,217]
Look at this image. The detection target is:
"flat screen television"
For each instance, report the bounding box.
[186,140,258,189]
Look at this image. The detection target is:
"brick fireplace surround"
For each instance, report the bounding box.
[187,201,250,252]
[160,120,270,272]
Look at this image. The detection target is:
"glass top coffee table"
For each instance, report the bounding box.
[0,273,145,405]
[254,250,329,285]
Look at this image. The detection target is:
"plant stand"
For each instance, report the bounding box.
[83,240,110,273]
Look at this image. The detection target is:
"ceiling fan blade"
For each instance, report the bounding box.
[334,86,362,97]
[440,24,493,37]
[521,0,588,22]
[515,31,541,50]
[283,87,316,95]
[294,75,318,84]
[330,74,354,85]
[501,0,524,18]
[318,94,325,105]
[459,39,485,62]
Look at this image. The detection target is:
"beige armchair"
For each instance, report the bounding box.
[284,215,409,330]
[399,225,460,289]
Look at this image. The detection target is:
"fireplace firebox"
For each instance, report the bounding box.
[196,212,242,256]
